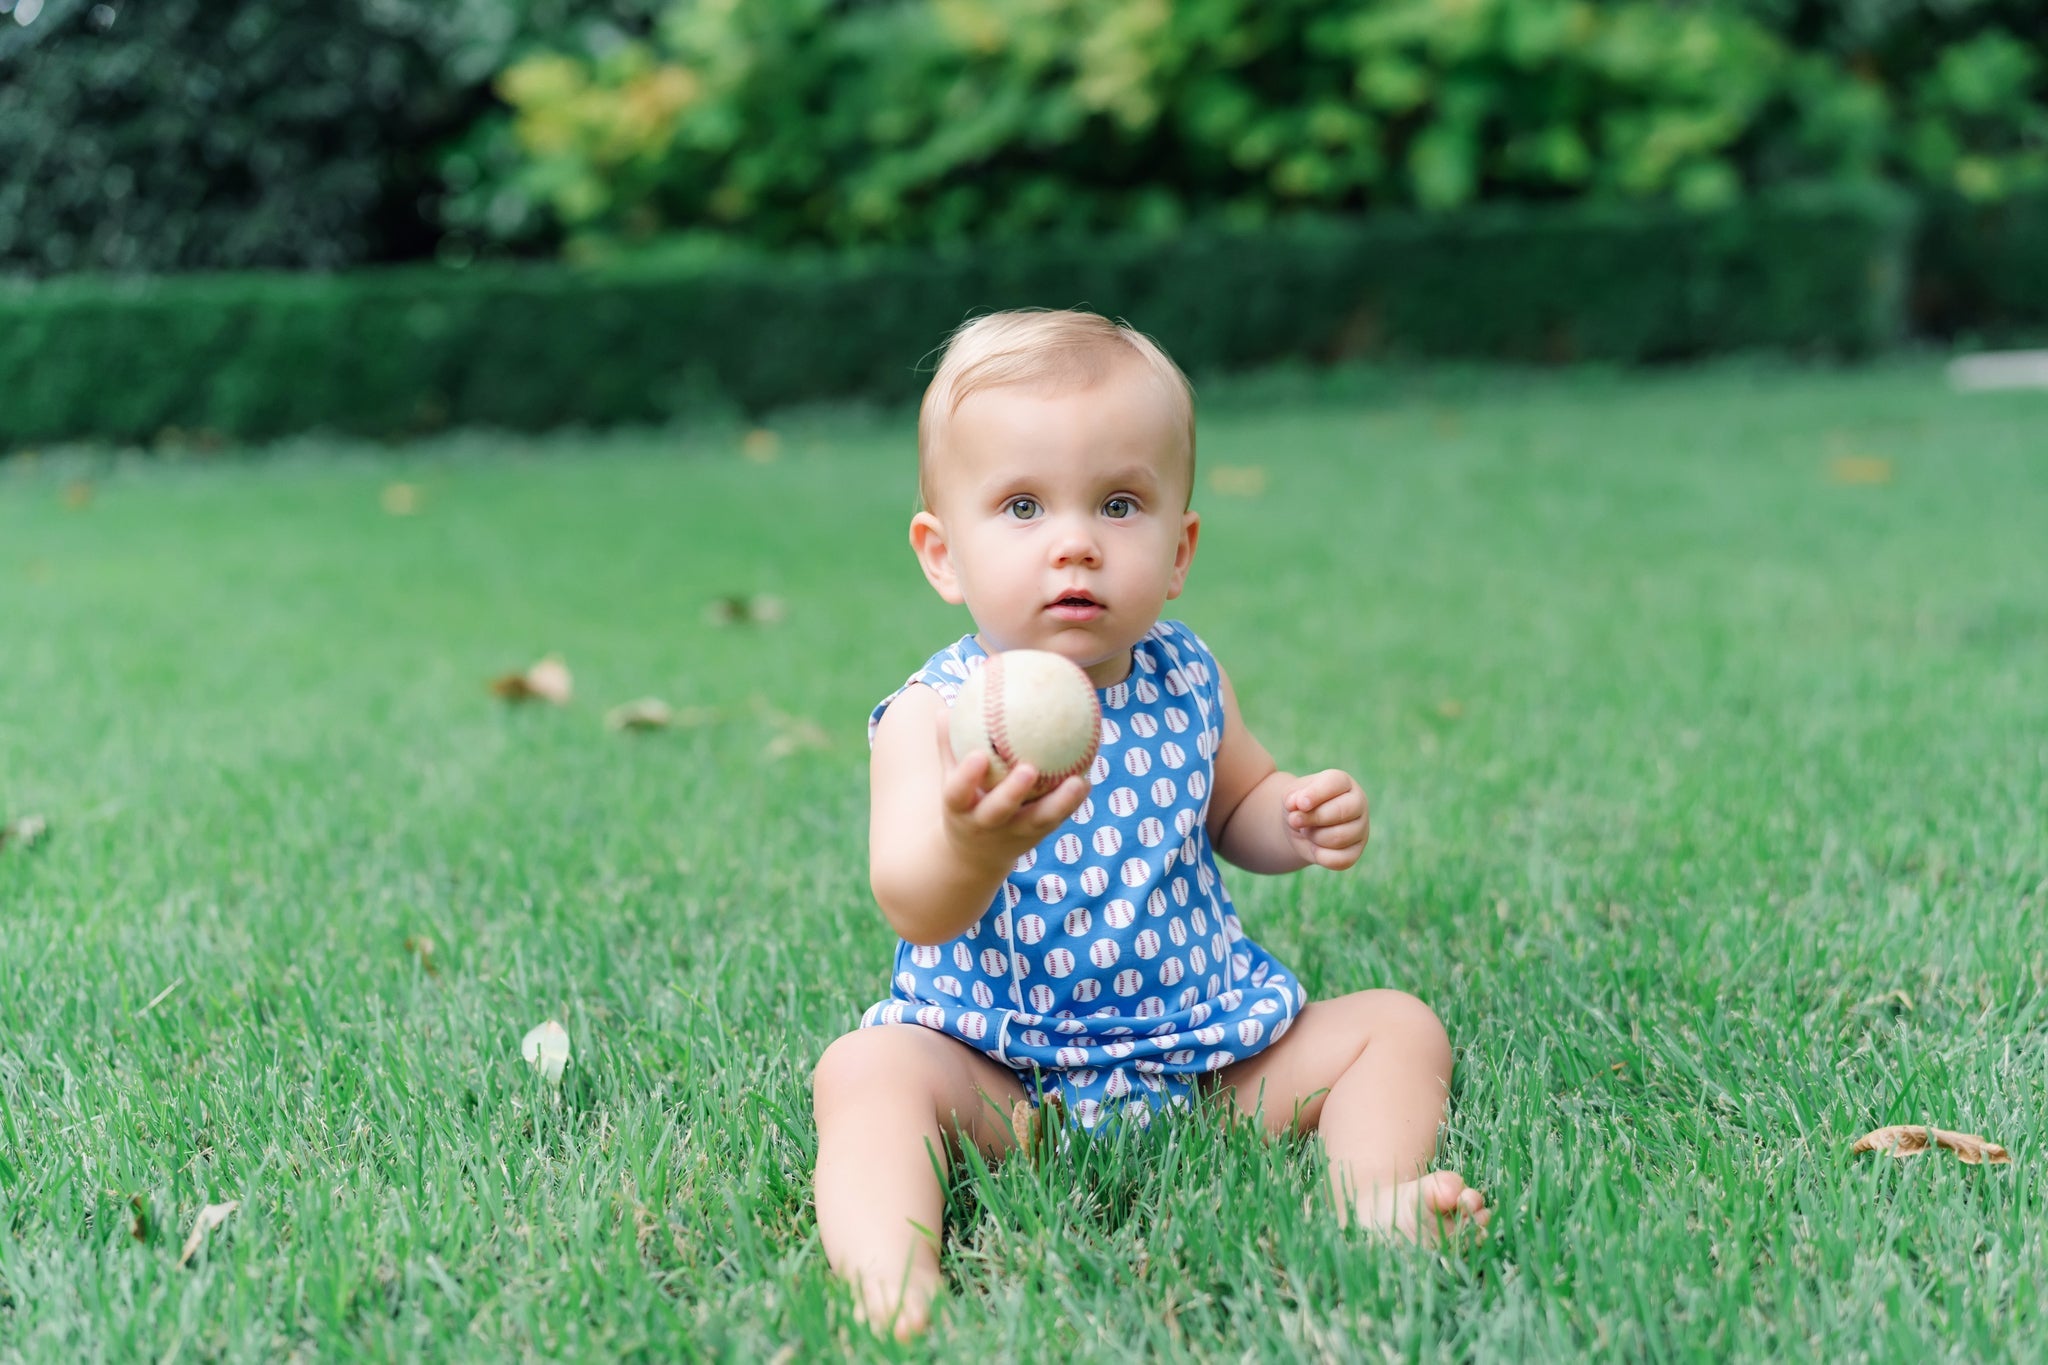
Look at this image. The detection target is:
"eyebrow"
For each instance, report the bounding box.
[977,464,1162,499]
[1095,465,1161,489]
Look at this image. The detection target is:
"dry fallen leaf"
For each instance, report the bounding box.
[381,482,422,516]
[403,934,439,976]
[178,1200,240,1267]
[62,480,94,509]
[522,1020,570,1084]
[742,428,781,463]
[1853,1124,2010,1165]
[705,593,787,627]
[605,698,674,732]
[0,814,48,853]
[1207,465,1268,497]
[763,715,831,760]
[490,655,573,705]
[1011,1093,1066,1166]
[129,1194,149,1242]
[1828,455,1894,486]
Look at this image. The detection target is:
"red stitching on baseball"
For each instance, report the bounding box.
[983,653,1018,772]
[1038,684,1102,783]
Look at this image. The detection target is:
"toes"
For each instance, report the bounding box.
[1422,1170,1468,1214]
[1456,1186,1487,1219]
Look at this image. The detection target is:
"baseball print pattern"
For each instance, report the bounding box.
[862,621,1306,1132]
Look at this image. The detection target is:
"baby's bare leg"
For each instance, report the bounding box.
[811,1024,1027,1338]
[1208,990,1488,1239]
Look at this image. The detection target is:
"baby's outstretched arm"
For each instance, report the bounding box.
[869,684,1089,944]
[1206,664,1370,874]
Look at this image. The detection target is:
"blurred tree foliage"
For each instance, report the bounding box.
[0,0,664,276]
[443,0,2045,255]
[2,0,2039,274]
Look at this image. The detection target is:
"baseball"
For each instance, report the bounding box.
[950,649,1101,799]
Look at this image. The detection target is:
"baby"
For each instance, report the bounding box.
[811,309,1488,1338]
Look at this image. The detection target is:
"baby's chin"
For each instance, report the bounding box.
[974,617,1158,685]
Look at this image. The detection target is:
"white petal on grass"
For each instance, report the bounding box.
[522,1020,570,1084]
[178,1200,240,1267]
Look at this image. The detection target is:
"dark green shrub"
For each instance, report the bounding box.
[0,187,1913,449]
[0,0,664,277]
[1916,186,2048,339]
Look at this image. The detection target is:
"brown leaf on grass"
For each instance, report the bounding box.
[1207,465,1267,497]
[381,482,422,516]
[705,593,786,627]
[752,697,829,758]
[742,428,781,463]
[763,716,831,760]
[403,934,440,976]
[1852,1124,2010,1165]
[178,1200,240,1266]
[1827,455,1894,486]
[0,814,48,853]
[1010,1093,1066,1167]
[490,655,573,705]
[62,480,94,509]
[129,1194,149,1242]
[606,697,675,732]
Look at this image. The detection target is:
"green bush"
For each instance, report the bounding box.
[1916,185,2048,339]
[447,0,1791,255]
[0,187,1913,449]
[0,0,664,277]
[445,0,2040,258]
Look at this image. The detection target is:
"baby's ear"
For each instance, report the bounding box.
[909,512,966,604]
[1166,509,1201,599]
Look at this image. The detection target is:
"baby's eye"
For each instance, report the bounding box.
[1103,496,1136,519]
[1003,496,1042,521]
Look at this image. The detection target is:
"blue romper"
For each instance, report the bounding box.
[862,620,1307,1132]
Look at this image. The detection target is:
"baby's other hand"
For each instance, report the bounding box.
[935,707,1088,870]
[1282,769,1369,870]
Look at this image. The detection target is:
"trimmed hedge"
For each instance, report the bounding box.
[1916,188,2048,341]
[0,186,1913,448]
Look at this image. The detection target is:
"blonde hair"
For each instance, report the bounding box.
[917,309,1196,511]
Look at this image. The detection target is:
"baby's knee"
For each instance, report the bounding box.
[1363,988,1452,1059]
[813,1029,891,1112]
[812,1025,943,1116]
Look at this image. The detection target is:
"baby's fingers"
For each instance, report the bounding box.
[967,762,1044,827]
[1305,819,1367,868]
[1293,790,1366,829]
[1021,775,1089,832]
[940,744,995,815]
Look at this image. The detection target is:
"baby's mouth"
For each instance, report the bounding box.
[1048,591,1105,620]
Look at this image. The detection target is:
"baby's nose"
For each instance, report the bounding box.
[1050,522,1102,566]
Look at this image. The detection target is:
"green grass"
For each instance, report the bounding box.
[2,359,2044,1361]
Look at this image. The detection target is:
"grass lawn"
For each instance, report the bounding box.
[2,359,2044,1360]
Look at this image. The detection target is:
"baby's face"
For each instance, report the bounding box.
[913,362,1198,687]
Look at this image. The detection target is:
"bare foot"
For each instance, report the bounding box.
[850,1269,939,1342]
[1360,1170,1490,1244]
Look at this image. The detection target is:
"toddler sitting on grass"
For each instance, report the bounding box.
[811,309,1488,1338]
